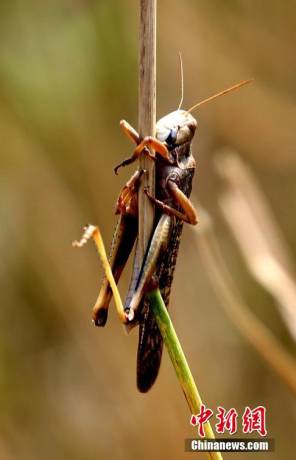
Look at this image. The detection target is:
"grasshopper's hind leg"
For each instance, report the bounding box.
[91,214,137,326]
[92,169,143,326]
[91,169,143,326]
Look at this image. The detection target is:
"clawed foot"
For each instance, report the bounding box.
[114,147,155,175]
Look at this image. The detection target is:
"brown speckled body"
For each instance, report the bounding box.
[135,141,196,392]
[155,142,195,306]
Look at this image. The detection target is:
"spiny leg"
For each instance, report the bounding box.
[126,214,172,321]
[133,136,170,162]
[145,181,199,225]
[92,215,138,326]
[167,180,199,225]
[114,146,155,175]
[92,169,142,325]
[115,169,144,215]
[114,120,141,174]
[114,121,170,174]
[120,119,140,145]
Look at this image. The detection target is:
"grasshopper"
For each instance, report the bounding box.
[75,79,252,392]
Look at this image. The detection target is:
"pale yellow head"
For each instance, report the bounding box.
[156,110,197,147]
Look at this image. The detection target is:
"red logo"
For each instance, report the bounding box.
[190,404,213,437]
[216,407,238,435]
[190,405,267,437]
[242,406,267,437]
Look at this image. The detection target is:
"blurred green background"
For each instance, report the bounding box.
[0,1,295,459]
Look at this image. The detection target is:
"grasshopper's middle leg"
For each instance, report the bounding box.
[145,180,199,225]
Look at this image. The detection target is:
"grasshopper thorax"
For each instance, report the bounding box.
[156,110,197,148]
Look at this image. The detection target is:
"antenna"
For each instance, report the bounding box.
[177,52,184,110]
[186,79,253,113]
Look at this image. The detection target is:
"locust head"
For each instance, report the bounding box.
[156,110,197,148]
[156,78,253,150]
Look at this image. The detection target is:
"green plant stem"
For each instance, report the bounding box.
[148,288,223,460]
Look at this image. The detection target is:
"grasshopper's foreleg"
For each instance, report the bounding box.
[133,137,170,162]
[114,120,152,174]
[120,120,140,145]
[114,120,170,174]
[126,214,172,321]
[145,180,199,225]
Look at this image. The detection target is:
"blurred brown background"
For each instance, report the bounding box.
[0,1,295,459]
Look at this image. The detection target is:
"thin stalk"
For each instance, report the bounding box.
[73,225,126,323]
[148,289,223,460]
[138,0,156,259]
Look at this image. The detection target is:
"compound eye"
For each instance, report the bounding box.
[166,126,178,145]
